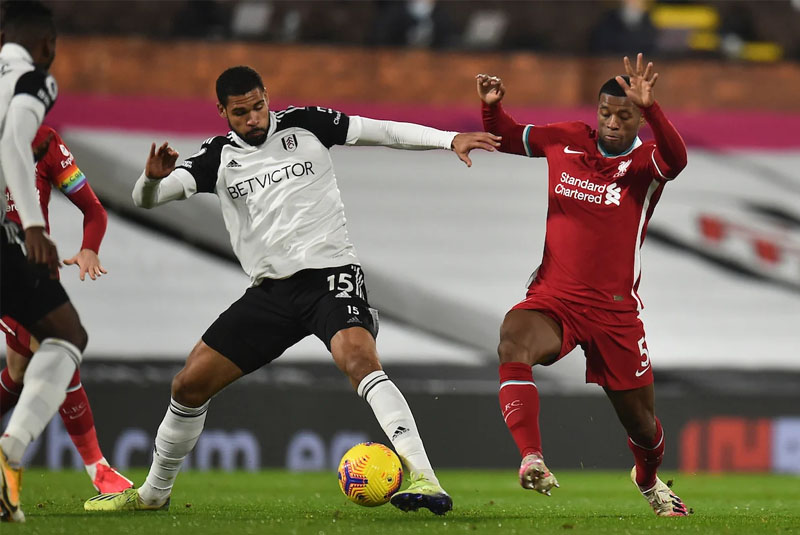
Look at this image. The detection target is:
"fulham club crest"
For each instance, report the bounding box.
[281,134,298,152]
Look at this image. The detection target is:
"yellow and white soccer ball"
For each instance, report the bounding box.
[337,442,403,507]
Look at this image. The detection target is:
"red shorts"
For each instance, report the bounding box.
[511,292,653,391]
[0,316,34,358]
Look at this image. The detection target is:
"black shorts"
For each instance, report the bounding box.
[202,264,379,374]
[0,221,70,330]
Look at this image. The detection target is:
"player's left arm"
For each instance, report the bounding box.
[617,53,687,180]
[45,133,108,280]
[63,184,108,281]
[347,117,500,167]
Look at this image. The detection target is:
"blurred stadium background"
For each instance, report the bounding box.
[3,0,799,478]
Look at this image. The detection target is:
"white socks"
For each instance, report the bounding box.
[138,398,209,505]
[0,338,81,466]
[357,370,439,485]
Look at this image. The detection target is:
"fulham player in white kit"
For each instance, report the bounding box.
[84,65,500,515]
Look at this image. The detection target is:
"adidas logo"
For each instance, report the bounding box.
[392,426,410,440]
[226,159,242,168]
[335,290,351,298]
[346,316,362,324]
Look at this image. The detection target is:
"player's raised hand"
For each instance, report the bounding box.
[476,74,506,106]
[24,226,60,279]
[451,132,502,167]
[145,141,179,180]
[616,53,658,109]
[64,248,107,281]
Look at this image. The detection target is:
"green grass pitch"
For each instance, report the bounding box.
[7,469,799,534]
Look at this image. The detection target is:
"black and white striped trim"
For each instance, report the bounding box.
[357,370,389,399]
[168,399,209,418]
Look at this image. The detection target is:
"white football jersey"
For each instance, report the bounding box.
[0,43,57,223]
[173,106,359,283]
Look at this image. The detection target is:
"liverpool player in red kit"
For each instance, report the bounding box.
[478,54,689,517]
[1,125,132,494]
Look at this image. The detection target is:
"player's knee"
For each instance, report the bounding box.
[69,325,88,352]
[331,335,380,382]
[498,339,531,365]
[343,355,381,384]
[627,418,658,445]
[171,370,212,407]
[41,324,88,352]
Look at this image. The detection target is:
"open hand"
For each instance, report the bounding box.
[145,141,179,180]
[476,74,506,106]
[616,53,658,108]
[451,132,502,167]
[64,248,107,281]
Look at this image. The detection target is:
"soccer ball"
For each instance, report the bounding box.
[337,442,403,507]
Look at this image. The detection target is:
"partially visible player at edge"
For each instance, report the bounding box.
[0,124,133,494]
[477,53,690,516]
[84,65,501,515]
[0,0,91,523]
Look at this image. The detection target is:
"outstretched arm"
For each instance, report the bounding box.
[63,182,108,281]
[132,141,188,208]
[476,74,528,155]
[616,53,687,179]
[347,117,500,167]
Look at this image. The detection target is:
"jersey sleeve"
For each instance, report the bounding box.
[46,131,88,195]
[65,181,108,253]
[278,106,350,148]
[515,121,589,158]
[13,70,58,120]
[481,102,567,158]
[522,124,570,157]
[641,102,687,181]
[175,136,227,194]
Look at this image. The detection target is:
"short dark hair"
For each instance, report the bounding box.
[0,1,55,40]
[216,66,264,105]
[598,76,630,99]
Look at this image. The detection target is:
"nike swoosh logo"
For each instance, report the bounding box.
[635,366,651,377]
[563,146,583,154]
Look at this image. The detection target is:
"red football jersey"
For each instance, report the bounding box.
[484,102,687,311]
[4,125,88,233]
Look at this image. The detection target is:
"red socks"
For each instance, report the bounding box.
[628,417,665,490]
[59,370,103,466]
[0,367,23,417]
[498,362,542,458]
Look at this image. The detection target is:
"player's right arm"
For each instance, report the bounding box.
[132,141,188,208]
[132,138,224,208]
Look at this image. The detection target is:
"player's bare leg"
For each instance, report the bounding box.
[85,340,243,512]
[331,327,452,515]
[498,309,562,495]
[605,386,689,516]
